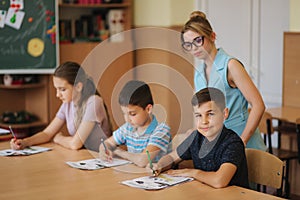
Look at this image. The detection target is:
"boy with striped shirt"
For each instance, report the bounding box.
[99,80,171,167]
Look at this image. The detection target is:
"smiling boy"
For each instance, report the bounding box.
[151,87,249,189]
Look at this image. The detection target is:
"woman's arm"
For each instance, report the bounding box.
[10,117,64,150]
[227,59,265,145]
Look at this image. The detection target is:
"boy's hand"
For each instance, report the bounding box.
[99,143,113,162]
[10,138,26,150]
[167,168,194,178]
[146,163,161,176]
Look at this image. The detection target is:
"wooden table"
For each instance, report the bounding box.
[267,106,300,197]
[0,141,286,200]
[267,106,300,123]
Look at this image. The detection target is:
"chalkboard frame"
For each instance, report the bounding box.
[0,0,59,74]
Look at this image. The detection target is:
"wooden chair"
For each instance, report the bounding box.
[245,148,284,196]
[258,111,298,198]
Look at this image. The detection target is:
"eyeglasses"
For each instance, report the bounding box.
[182,36,204,51]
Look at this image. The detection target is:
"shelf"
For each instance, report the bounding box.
[59,2,130,8]
[0,83,45,89]
[0,121,47,129]
[0,134,12,141]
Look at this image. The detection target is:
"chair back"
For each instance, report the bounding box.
[296,118,300,163]
[258,112,274,153]
[245,148,284,189]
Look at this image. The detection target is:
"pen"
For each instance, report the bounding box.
[146,150,155,175]
[9,126,16,139]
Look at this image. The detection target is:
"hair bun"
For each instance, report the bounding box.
[190,11,206,20]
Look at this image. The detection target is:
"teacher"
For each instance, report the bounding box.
[181,11,266,150]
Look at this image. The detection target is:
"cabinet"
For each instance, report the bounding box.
[282,32,300,107]
[56,0,134,130]
[0,75,50,138]
[282,32,300,196]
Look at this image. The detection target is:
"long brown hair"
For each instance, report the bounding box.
[54,61,112,130]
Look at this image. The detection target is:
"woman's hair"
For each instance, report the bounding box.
[54,61,111,129]
[119,80,153,109]
[191,87,226,111]
[181,11,214,42]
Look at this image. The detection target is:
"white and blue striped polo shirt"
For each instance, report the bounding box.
[113,115,171,161]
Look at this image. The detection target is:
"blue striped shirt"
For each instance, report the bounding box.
[113,115,171,161]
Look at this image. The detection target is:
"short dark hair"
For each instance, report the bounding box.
[119,80,154,109]
[191,87,226,110]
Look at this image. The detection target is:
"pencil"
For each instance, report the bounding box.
[146,150,155,175]
[101,138,108,153]
[9,126,16,139]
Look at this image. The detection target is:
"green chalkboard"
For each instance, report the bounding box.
[0,0,58,74]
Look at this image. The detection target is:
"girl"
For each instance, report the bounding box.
[181,11,266,150]
[10,61,111,152]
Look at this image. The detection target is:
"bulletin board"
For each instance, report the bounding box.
[0,0,58,74]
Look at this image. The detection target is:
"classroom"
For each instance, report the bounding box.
[0,0,300,199]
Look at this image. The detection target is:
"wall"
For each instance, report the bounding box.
[290,0,300,31]
[133,0,194,26]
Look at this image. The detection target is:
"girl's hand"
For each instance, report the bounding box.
[53,132,63,144]
[10,138,26,150]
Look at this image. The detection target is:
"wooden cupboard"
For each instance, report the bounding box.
[55,0,134,130]
[0,75,50,138]
[281,32,300,196]
[283,32,300,107]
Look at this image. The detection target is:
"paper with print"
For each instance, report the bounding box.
[0,10,7,28]
[66,158,132,170]
[5,8,25,30]
[10,0,24,10]
[0,146,51,156]
[121,174,193,190]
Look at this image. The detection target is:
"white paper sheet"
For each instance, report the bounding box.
[121,174,193,190]
[66,158,132,170]
[0,146,51,156]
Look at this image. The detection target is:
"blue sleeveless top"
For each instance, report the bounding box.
[194,48,266,150]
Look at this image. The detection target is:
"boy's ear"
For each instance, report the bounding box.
[145,104,153,113]
[223,108,229,120]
